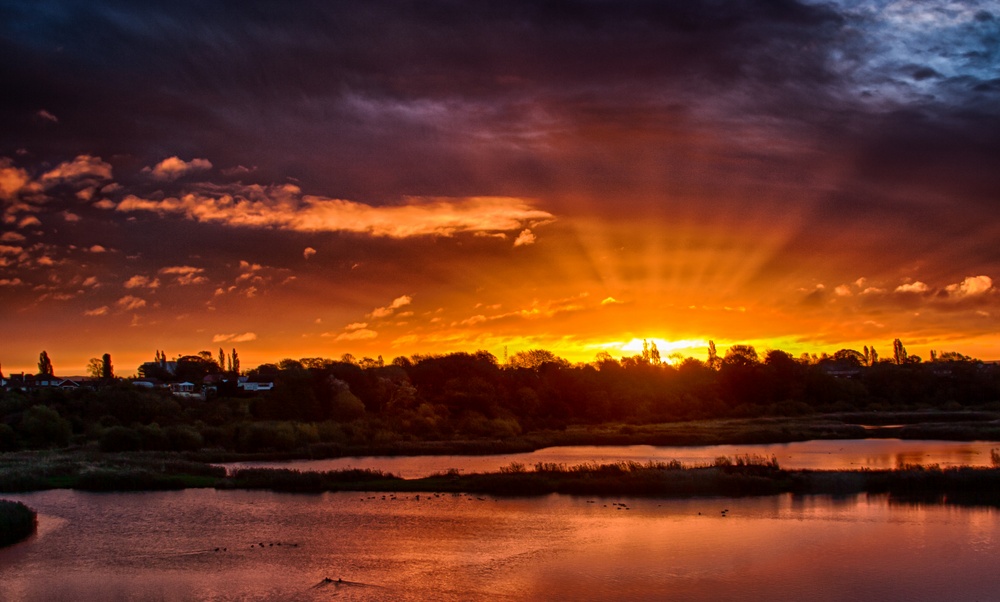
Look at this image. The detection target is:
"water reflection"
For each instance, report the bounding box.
[1,489,997,601]
[222,439,1000,477]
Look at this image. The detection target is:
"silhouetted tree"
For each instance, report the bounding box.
[87,358,103,379]
[509,349,568,370]
[38,351,53,376]
[893,339,908,365]
[832,349,865,367]
[101,353,114,379]
[707,340,720,370]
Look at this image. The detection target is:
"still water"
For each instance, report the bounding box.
[1,489,998,601]
[223,439,1000,477]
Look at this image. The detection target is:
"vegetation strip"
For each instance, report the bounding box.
[0,499,37,548]
[4,452,1000,506]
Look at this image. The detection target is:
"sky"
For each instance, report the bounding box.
[2,0,999,376]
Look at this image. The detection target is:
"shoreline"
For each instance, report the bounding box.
[185,410,1000,463]
[2,412,999,504]
[3,451,1000,507]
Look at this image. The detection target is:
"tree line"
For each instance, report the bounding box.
[1,340,998,453]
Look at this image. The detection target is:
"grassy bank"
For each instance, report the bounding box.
[218,458,1000,505]
[186,411,1000,463]
[0,499,37,548]
[5,450,1000,506]
[0,450,226,493]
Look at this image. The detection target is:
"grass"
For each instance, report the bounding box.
[0,499,37,548]
[3,451,1000,505]
[0,450,227,492]
[184,411,1000,463]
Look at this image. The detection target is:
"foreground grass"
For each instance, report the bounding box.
[0,499,37,548]
[4,450,1000,506]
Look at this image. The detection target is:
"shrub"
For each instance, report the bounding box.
[0,500,37,547]
[166,425,203,451]
[99,426,143,452]
[0,424,17,452]
[18,405,72,449]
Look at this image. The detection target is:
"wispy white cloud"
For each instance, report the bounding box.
[84,305,109,316]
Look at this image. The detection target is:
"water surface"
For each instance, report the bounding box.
[1,489,997,601]
[222,439,1000,477]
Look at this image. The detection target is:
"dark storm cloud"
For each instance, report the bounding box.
[1,0,850,193]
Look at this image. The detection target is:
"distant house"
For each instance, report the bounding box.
[3,373,45,391]
[1,373,92,391]
[170,382,195,393]
[57,378,82,390]
[238,381,274,392]
[131,379,163,389]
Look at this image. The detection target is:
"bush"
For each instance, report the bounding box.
[0,499,37,547]
[19,405,72,449]
[166,425,203,451]
[99,426,143,452]
[0,424,17,452]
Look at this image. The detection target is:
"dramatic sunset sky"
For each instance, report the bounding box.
[2,0,999,375]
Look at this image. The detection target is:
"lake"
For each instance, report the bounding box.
[1,488,998,601]
[221,438,1000,477]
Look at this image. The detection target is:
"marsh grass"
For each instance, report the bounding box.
[2,442,1000,505]
[0,450,226,492]
[0,499,36,548]
[223,467,401,493]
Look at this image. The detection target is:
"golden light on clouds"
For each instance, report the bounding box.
[2,2,999,374]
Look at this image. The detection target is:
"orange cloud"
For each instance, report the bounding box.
[369,295,413,318]
[947,275,993,297]
[895,281,929,293]
[160,265,208,285]
[124,275,160,289]
[213,332,258,343]
[334,328,378,341]
[40,155,113,184]
[513,228,536,247]
[116,295,146,311]
[144,156,213,180]
[0,160,33,200]
[115,187,553,238]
